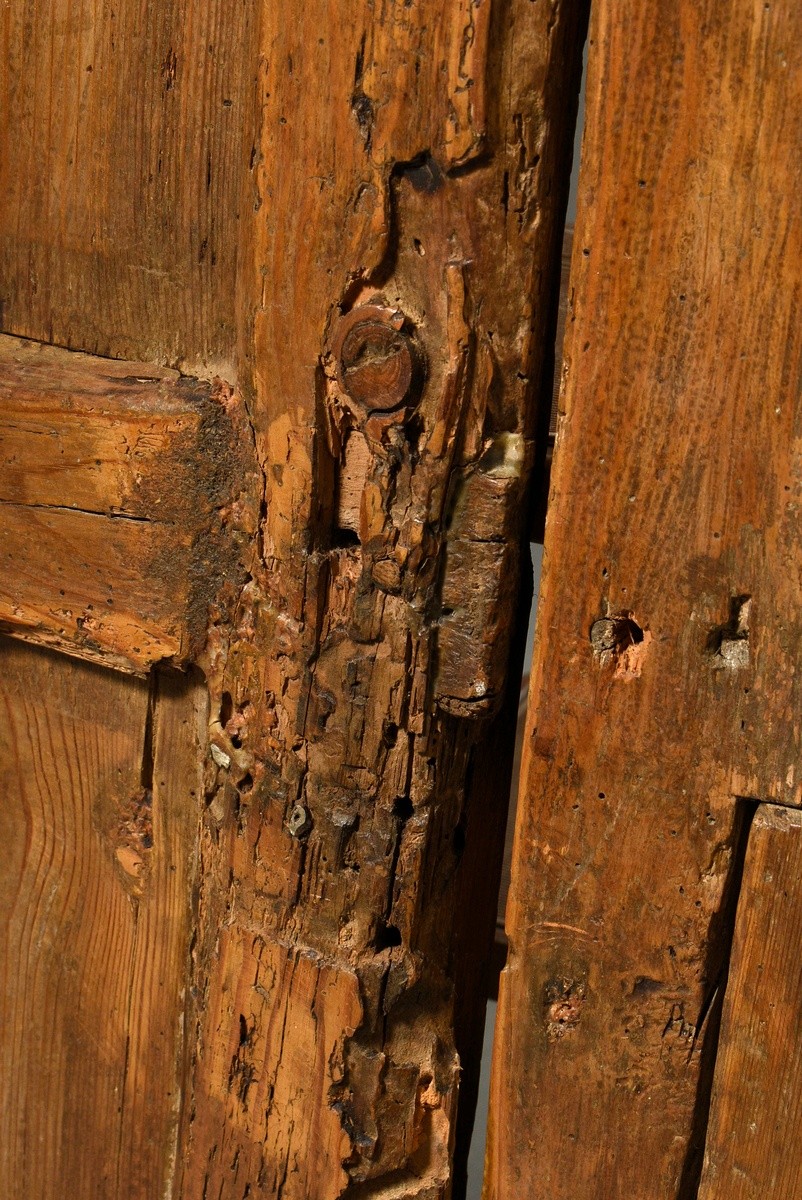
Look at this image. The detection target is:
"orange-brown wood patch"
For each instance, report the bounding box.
[0,335,255,673]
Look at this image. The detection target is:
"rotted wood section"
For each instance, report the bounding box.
[175,2,588,1198]
[487,0,802,1197]
[0,335,256,673]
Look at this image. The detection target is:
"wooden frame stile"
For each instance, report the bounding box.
[697,804,802,1197]
[175,3,589,1197]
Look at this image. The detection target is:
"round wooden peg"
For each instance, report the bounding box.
[331,303,421,415]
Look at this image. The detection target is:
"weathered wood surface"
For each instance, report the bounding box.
[173,2,588,1197]
[0,637,205,1199]
[0,335,256,672]
[487,0,802,1197]
[698,804,802,1199]
[1,0,587,1194]
[0,3,256,375]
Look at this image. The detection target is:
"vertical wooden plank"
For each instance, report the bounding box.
[117,668,206,1196]
[698,805,802,1199]
[0,639,148,1197]
[0,639,203,1198]
[176,1,588,1197]
[486,0,802,1196]
[450,567,534,1197]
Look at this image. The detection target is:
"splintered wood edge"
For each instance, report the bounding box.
[0,334,255,674]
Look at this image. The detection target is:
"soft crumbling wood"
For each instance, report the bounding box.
[487,0,802,1197]
[697,804,802,1199]
[0,335,256,672]
[0,638,205,1198]
[173,2,588,1197]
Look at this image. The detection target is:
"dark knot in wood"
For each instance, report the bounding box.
[331,303,422,415]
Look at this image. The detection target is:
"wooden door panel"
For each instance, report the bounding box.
[0,639,204,1198]
[0,0,590,1195]
[0,1,256,373]
[487,0,802,1196]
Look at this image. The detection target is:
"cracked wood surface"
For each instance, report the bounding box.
[487,0,802,1196]
[175,2,587,1197]
[0,638,206,1199]
[0,0,586,1196]
[0,335,256,673]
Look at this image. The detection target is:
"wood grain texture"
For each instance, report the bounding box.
[0,0,256,375]
[0,638,205,1199]
[0,335,257,672]
[487,0,802,1196]
[174,1,588,1196]
[1,334,218,519]
[698,804,802,1199]
[1,501,196,671]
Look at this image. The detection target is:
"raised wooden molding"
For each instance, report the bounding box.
[0,335,256,673]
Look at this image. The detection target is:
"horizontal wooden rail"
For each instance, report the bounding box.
[0,336,254,673]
